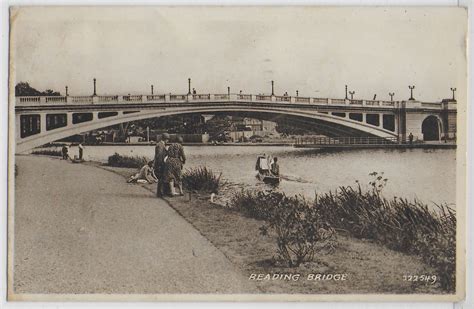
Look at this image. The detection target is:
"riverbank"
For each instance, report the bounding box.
[98,160,444,294]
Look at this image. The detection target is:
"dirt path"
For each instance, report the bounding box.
[13,155,258,294]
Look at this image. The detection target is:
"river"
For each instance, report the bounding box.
[61,145,456,207]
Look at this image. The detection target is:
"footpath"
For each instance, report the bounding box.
[13,155,258,295]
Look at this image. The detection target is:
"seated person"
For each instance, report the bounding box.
[127,161,158,184]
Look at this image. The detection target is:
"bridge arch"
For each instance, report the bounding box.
[421,115,443,141]
[15,105,398,153]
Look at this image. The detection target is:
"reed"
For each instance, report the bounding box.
[182,166,222,193]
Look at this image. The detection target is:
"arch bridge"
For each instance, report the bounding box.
[14,92,457,153]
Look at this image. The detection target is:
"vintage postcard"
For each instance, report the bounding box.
[7,6,467,302]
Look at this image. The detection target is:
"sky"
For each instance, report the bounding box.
[10,6,467,103]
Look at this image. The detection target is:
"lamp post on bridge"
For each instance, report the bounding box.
[151,85,154,95]
[271,80,274,96]
[188,78,191,95]
[93,78,97,96]
[408,85,415,100]
[65,86,68,97]
[227,86,230,96]
[349,91,355,100]
[450,87,457,101]
[389,92,394,101]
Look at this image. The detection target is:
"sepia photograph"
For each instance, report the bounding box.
[7,6,467,302]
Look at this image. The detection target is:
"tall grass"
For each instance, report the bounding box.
[31,149,62,157]
[107,153,150,168]
[229,183,456,292]
[183,167,222,193]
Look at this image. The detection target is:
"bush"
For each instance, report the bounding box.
[259,193,336,267]
[182,167,221,193]
[31,149,62,157]
[107,153,149,168]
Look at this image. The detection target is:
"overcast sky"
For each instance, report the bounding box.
[10,6,467,102]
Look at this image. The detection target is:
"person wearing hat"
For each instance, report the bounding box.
[153,133,169,197]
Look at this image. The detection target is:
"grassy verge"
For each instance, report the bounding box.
[97,163,444,294]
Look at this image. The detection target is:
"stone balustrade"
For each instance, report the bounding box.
[15,93,446,110]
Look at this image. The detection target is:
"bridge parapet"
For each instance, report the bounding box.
[15,93,447,112]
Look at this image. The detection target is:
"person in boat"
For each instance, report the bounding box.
[127,161,158,184]
[256,155,271,176]
[270,157,280,177]
[164,136,186,196]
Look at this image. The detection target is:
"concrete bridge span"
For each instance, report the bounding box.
[14,93,457,153]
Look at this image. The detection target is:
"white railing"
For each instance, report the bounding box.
[295,97,310,103]
[214,94,229,100]
[14,93,445,110]
[45,96,66,103]
[98,95,118,102]
[275,96,290,102]
[238,94,252,100]
[19,97,41,103]
[193,94,211,100]
[365,100,380,106]
[71,96,93,103]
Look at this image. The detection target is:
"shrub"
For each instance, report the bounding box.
[31,149,62,157]
[182,166,221,193]
[107,153,149,168]
[259,193,336,267]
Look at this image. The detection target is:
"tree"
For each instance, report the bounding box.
[15,82,61,96]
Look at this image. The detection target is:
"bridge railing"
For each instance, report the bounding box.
[313,98,329,104]
[295,136,400,145]
[14,93,444,110]
[295,97,310,103]
[70,96,93,103]
[275,95,291,102]
[147,95,166,101]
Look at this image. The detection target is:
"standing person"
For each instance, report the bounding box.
[164,136,186,196]
[153,133,169,197]
[61,144,69,160]
[408,132,414,145]
[78,143,85,160]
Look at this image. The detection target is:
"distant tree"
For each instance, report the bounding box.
[15,82,61,96]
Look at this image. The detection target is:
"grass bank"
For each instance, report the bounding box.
[95,161,445,294]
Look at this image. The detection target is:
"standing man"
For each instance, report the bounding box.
[154,133,169,197]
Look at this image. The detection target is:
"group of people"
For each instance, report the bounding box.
[61,143,85,161]
[128,133,186,197]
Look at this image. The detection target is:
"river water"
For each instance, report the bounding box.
[63,145,456,207]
